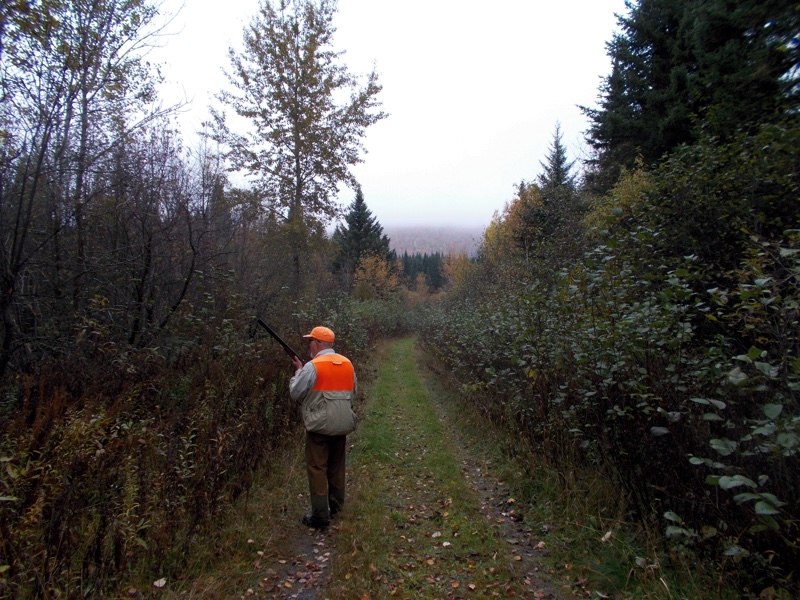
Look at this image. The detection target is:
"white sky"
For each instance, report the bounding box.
[151,0,626,228]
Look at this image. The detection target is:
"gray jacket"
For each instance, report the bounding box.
[289,348,357,436]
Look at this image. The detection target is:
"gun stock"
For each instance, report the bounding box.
[257,319,305,365]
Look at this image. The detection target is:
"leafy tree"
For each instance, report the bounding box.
[441,253,473,291]
[646,119,800,278]
[332,188,393,288]
[0,0,164,376]
[584,0,800,191]
[504,183,545,263]
[213,0,386,292]
[352,253,398,300]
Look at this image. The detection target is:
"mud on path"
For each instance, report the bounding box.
[169,337,569,599]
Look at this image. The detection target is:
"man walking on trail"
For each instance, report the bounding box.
[290,326,357,529]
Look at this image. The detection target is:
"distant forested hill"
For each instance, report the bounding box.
[384,226,483,256]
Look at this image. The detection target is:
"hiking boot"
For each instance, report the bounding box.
[302,513,330,529]
[329,490,344,518]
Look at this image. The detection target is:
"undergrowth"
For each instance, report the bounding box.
[417,339,738,599]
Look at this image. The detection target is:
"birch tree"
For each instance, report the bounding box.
[213,0,386,293]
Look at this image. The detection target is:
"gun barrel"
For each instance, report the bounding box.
[257,319,305,365]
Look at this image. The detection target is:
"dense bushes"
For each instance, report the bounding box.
[0,284,413,597]
[419,122,799,595]
[0,311,292,597]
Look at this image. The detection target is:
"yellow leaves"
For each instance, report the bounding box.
[353,254,398,300]
[441,253,472,291]
[583,158,652,232]
[481,184,547,264]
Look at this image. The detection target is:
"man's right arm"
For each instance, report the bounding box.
[289,362,316,401]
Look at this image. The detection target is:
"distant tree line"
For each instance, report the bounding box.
[399,252,445,292]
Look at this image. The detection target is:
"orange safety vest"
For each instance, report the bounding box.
[311,353,355,392]
[302,353,357,436]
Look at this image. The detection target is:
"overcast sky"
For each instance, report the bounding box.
[151,0,626,228]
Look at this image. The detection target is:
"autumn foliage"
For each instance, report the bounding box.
[420,120,800,595]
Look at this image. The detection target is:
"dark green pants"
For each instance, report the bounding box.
[305,431,347,519]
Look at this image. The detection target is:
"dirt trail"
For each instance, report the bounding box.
[209,338,568,599]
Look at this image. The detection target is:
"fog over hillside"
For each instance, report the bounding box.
[384,226,483,257]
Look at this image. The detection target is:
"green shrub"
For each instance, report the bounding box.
[416,122,800,595]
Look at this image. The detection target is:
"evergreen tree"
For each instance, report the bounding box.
[400,251,444,292]
[583,0,800,192]
[537,123,576,205]
[332,189,393,286]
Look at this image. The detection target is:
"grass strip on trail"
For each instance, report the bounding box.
[327,337,541,598]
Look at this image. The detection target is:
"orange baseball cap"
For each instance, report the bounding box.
[302,326,335,343]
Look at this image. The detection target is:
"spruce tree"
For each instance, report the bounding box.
[583,0,800,192]
[537,123,576,206]
[332,189,393,286]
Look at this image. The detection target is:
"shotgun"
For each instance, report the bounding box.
[256,319,306,365]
